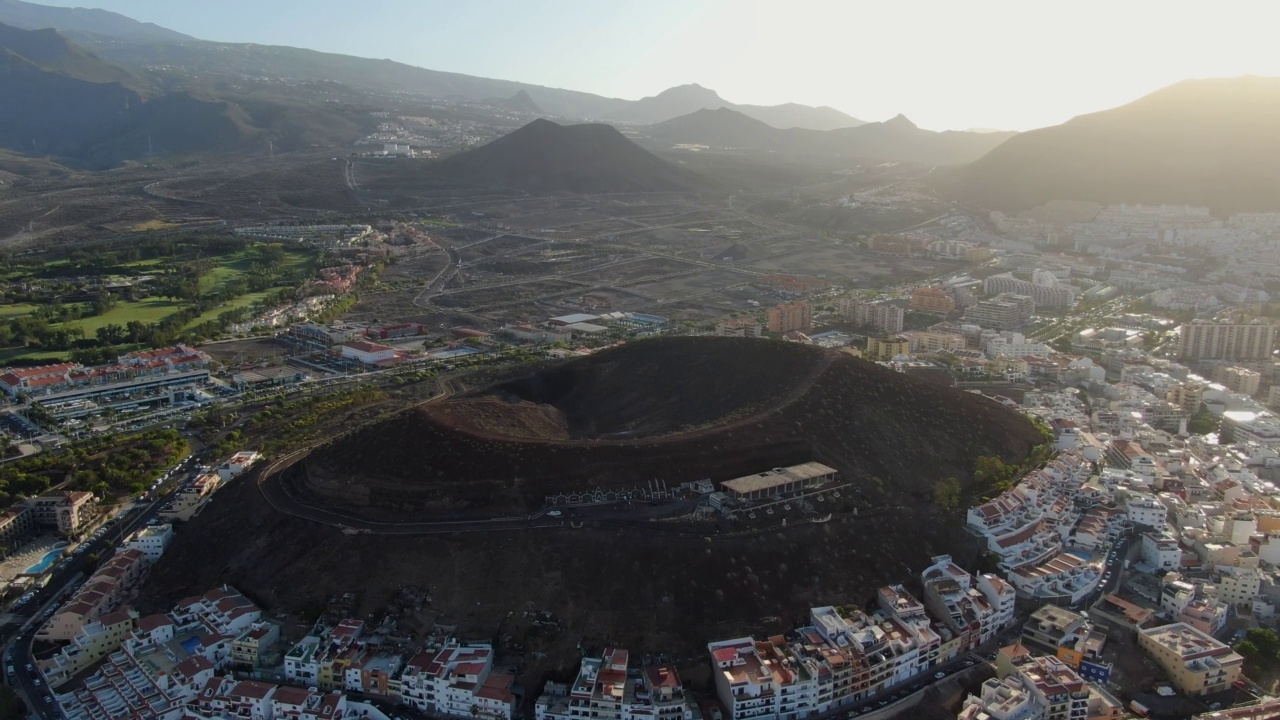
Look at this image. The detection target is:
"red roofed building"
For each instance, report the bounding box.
[26,490,94,536]
[399,640,511,720]
[338,340,396,365]
[0,362,82,397]
[1,345,211,406]
[535,648,693,720]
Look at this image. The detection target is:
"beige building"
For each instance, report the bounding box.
[1168,382,1207,413]
[25,491,94,537]
[767,302,812,334]
[233,622,282,668]
[1137,622,1243,696]
[715,317,763,338]
[909,286,956,315]
[1177,320,1277,362]
[867,336,911,360]
[1216,366,1262,397]
[40,609,137,688]
[0,508,35,550]
[904,331,967,354]
[40,548,149,641]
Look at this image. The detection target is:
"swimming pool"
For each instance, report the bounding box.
[1065,549,1094,562]
[25,542,69,574]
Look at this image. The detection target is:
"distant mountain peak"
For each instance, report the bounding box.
[883,113,917,130]
[437,118,701,193]
[650,83,724,103]
[501,89,544,114]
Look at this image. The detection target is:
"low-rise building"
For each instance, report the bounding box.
[1142,531,1182,571]
[232,622,281,669]
[535,648,695,720]
[41,548,149,641]
[1217,566,1261,607]
[216,451,261,481]
[1137,622,1243,696]
[339,339,397,365]
[59,586,262,720]
[866,336,911,360]
[719,463,836,502]
[122,523,174,562]
[1126,493,1169,529]
[398,640,515,720]
[39,609,136,688]
[959,654,1089,720]
[715,317,764,338]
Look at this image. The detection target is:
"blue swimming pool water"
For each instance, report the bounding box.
[25,543,68,574]
[1065,549,1093,562]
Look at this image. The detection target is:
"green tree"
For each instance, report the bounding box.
[1236,639,1263,665]
[1188,407,1220,435]
[96,323,126,345]
[934,477,962,513]
[1245,628,1279,658]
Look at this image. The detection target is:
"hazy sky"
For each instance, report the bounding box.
[41,0,1280,130]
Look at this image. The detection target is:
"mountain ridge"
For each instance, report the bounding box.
[0,1,868,131]
[647,106,1016,166]
[940,75,1280,212]
[0,0,191,42]
[0,21,372,167]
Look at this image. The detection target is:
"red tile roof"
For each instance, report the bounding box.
[230,680,276,700]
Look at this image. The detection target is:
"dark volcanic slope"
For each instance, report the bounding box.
[143,337,1042,672]
[434,118,702,193]
[940,76,1280,212]
[302,337,1041,518]
[143,475,987,668]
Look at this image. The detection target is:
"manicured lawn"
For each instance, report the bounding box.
[182,291,273,330]
[0,346,71,364]
[198,249,312,294]
[0,303,41,320]
[59,297,185,334]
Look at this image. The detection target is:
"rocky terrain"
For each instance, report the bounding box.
[141,337,1044,683]
[297,337,1041,518]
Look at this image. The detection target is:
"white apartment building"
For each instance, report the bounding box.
[216,450,262,481]
[1142,531,1181,571]
[1125,493,1169,529]
[58,586,260,720]
[1218,567,1261,607]
[959,655,1089,720]
[39,609,137,688]
[535,649,694,720]
[122,523,174,561]
[708,637,815,720]
[399,640,515,720]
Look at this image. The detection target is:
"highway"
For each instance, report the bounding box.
[1,453,205,718]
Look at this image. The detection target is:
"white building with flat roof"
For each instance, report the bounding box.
[122,524,173,562]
